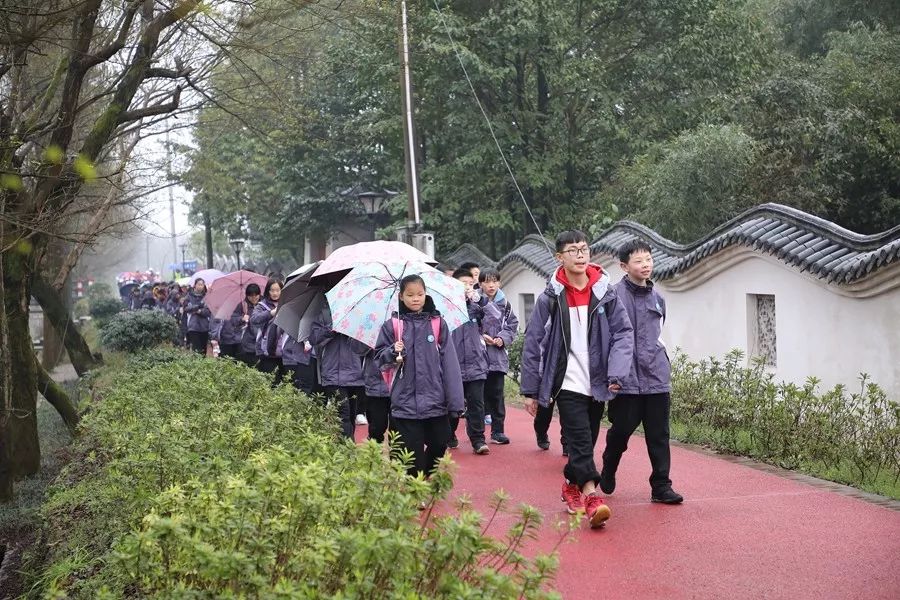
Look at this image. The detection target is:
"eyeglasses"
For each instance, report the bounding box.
[560,247,590,257]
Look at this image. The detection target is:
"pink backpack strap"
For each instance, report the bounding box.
[430,316,441,346]
[382,317,404,390]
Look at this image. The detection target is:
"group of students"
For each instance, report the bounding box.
[136,232,682,529]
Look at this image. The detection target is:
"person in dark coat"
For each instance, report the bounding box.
[520,230,635,529]
[309,308,366,439]
[183,278,211,355]
[238,283,262,366]
[349,338,391,444]
[599,240,683,505]
[282,334,314,392]
[478,268,519,445]
[250,279,286,385]
[211,301,245,359]
[448,268,490,455]
[375,274,464,478]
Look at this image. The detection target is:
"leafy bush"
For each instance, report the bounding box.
[31,351,560,598]
[89,297,125,326]
[86,282,114,303]
[507,333,524,381]
[671,349,900,497]
[98,309,178,353]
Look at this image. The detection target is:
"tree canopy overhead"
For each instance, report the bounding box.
[183,0,898,261]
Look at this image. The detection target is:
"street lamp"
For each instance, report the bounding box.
[229,238,245,271]
[341,186,397,240]
[179,243,187,276]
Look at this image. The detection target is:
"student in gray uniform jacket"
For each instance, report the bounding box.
[478,268,519,445]
[183,279,211,355]
[309,308,365,439]
[238,283,262,366]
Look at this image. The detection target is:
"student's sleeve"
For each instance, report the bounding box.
[373,321,398,368]
[605,291,635,385]
[229,306,244,330]
[499,305,519,346]
[659,294,667,324]
[520,293,551,398]
[308,311,335,348]
[439,320,465,414]
[209,318,224,341]
[249,303,271,328]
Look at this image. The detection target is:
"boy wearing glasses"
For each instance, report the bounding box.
[521,231,634,528]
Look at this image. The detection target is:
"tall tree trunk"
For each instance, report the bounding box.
[204,210,214,269]
[31,275,102,376]
[0,246,41,501]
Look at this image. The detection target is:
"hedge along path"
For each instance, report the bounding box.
[422,406,900,600]
[33,349,560,599]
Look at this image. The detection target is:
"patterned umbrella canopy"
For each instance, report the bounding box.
[325,261,468,348]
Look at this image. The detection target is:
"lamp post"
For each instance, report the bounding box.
[229,238,245,271]
[179,243,187,276]
[355,189,397,240]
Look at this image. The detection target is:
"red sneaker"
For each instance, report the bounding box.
[584,492,611,528]
[560,482,585,514]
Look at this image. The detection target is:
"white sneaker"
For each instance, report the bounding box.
[355,414,369,426]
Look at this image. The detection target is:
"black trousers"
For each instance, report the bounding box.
[483,371,506,434]
[186,331,209,355]
[533,401,567,448]
[257,356,286,387]
[603,393,673,493]
[556,390,605,488]
[292,360,320,395]
[323,385,364,439]
[237,351,257,368]
[219,342,241,359]
[449,379,486,447]
[366,395,391,443]
[390,415,451,477]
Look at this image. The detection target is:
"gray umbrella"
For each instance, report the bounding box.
[274,262,326,341]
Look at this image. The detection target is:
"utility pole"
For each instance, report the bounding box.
[397,0,434,257]
[166,131,178,279]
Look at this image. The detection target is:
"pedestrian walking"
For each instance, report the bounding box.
[478,267,518,445]
[449,268,490,455]
[521,230,634,528]
[309,308,366,439]
[184,278,212,355]
[374,274,464,478]
[599,240,683,504]
[250,279,288,386]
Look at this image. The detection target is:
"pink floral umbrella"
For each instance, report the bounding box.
[310,241,436,287]
[325,261,468,348]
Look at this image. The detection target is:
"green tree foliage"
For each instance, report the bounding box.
[185,0,898,253]
[604,124,758,243]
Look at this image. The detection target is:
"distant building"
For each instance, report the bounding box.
[444,204,900,397]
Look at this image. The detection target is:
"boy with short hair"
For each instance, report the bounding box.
[599,240,683,504]
[478,268,518,444]
[521,231,634,528]
[449,267,490,455]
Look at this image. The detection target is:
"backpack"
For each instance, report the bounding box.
[381,316,442,390]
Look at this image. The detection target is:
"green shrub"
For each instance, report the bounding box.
[98,309,178,353]
[89,297,125,326]
[31,351,560,598]
[671,348,900,497]
[507,333,524,381]
[87,282,114,303]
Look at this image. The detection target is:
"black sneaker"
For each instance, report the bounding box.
[598,470,616,495]
[490,433,510,445]
[447,436,459,449]
[561,444,569,457]
[473,443,490,455]
[651,488,684,504]
[536,436,550,451]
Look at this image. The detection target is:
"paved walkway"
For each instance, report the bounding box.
[406,406,900,600]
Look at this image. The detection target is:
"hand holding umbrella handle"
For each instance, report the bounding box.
[394,340,405,363]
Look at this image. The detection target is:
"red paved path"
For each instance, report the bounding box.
[365,406,900,599]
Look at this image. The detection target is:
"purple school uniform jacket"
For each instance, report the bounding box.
[613,277,671,394]
[374,297,465,420]
[520,267,634,407]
